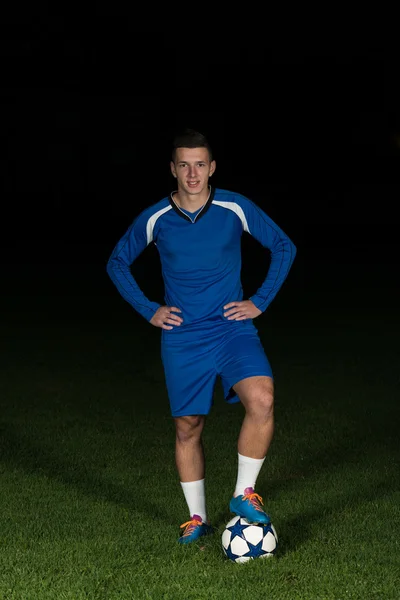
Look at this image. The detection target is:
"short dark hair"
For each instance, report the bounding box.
[171,128,213,162]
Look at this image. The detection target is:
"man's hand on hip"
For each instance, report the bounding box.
[150,306,183,330]
[223,300,262,321]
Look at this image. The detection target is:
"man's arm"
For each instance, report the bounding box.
[240,196,297,313]
[106,215,162,322]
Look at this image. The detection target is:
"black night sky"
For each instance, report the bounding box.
[1,13,400,311]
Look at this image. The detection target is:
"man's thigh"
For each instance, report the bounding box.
[161,336,218,417]
[217,327,273,404]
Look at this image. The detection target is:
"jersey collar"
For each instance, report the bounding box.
[169,186,215,222]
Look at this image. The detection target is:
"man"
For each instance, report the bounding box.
[106,129,297,544]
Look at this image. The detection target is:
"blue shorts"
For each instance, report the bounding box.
[161,321,273,417]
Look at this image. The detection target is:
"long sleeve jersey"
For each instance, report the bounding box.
[106,187,297,327]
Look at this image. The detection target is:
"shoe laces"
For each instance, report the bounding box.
[243,490,264,512]
[180,516,202,537]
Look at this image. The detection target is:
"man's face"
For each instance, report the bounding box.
[170,147,216,196]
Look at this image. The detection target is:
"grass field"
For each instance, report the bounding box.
[0,253,399,599]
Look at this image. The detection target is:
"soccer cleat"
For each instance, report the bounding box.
[178,514,213,544]
[229,487,271,524]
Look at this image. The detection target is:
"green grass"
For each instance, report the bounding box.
[0,264,399,599]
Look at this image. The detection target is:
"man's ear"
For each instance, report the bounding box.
[170,161,177,177]
[209,160,216,176]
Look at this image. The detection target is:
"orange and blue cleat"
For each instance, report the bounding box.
[229,487,271,524]
[178,514,213,544]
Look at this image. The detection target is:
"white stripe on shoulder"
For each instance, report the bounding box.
[212,200,250,233]
[146,205,173,244]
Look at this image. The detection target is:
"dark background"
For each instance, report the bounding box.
[1,13,399,315]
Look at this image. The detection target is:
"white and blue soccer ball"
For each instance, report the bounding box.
[222,516,278,563]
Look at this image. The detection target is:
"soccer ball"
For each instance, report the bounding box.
[222,516,278,563]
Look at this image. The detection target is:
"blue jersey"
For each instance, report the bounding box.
[106,187,297,328]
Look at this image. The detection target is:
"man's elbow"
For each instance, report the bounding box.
[106,257,115,279]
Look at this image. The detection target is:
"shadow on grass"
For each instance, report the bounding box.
[275,477,396,557]
[265,419,398,556]
[0,422,168,524]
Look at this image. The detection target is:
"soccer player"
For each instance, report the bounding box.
[106,129,297,544]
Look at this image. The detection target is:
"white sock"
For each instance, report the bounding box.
[234,453,266,497]
[180,479,207,522]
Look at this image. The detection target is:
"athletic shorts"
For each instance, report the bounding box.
[161,320,273,417]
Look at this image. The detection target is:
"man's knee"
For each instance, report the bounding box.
[234,376,274,419]
[175,415,205,443]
